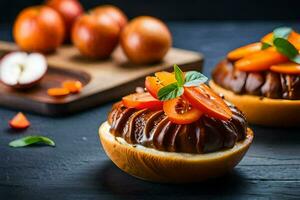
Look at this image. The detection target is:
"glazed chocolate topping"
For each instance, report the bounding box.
[108,102,248,154]
[213,59,300,99]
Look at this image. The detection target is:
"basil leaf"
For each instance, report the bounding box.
[273,38,298,59]
[292,55,300,64]
[184,71,208,87]
[261,42,272,50]
[9,136,55,147]
[273,27,293,39]
[158,83,184,101]
[173,64,184,87]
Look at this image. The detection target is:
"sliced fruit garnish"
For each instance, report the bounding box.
[235,48,288,71]
[9,112,30,130]
[47,88,70,97]
[261,31,300,50]
[145,71,176,98]
[62,80,83,93]
[270,62,300,74]
[289,31,300,50]
[163,97,202,124]
[122,92,163,110]
[184,84,232,121]
[227,42,262,61]
[261,32,273,44]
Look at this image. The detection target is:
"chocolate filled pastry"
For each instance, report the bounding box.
[99,65,253,182]
[210,27,300,126]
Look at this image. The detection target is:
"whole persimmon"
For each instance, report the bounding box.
[46,0,84,41]
[90,5,127,30]
[71,11,120,59]
[120,16,172,64]
[13,6,65,53]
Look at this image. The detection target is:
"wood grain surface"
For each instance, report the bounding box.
[0,41,203,116]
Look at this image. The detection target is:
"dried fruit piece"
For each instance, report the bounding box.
[47,88,70,97]
[9,112,30,130]
[62,80,82,93]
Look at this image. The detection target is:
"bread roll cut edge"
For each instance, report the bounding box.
[99,121,253,183]
[209,80,300,127]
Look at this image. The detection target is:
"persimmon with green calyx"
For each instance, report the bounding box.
[122,92,163,110]
[227,42,262,61]
[145,71,176,98]
[270,62,300,74]
[184,84,232,121]
[234,48,288,72]
[163,97,202,124]
[9,112,30,130]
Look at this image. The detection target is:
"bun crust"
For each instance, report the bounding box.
[209,80,300,127]
[99,121,253,183]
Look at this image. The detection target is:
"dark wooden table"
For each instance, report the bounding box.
[0,21,299,200]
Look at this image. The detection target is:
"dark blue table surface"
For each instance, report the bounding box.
[0,21,299,200]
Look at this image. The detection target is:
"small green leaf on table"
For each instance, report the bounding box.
[9,136,55,148]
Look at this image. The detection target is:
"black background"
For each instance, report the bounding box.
[0,0,300,24]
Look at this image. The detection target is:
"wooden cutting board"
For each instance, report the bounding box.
[0,41,204,116]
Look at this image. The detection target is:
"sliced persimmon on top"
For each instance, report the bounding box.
[261,32,273,44]
[227,42,262,61]
[234,48,288,72]
[145,71,176,98]
[261,31,300,50]
[270,62,300,74]
[122,92,163,110]
[184,84,232,121]
[163,97,202,124]
[289,31,300,50]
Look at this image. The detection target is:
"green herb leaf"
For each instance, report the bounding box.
[273,38,298,59]
[184,71,208,87]
[9,136,55,148]
[292,55,300,64]
[273,27,293,39]
[261,42,272,50]
[173,64,184,87]
[158,83,184,101]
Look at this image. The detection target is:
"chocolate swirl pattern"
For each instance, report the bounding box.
[108,102,247,154]
[213,59,300,100]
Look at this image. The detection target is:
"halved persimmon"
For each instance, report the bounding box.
[163,97,202,124]
[184,84,232,121]
[122,92,163,110]
[235,48,288,72]
[270,62,300,74]
[9,112,30,130]
[227,42,262,61]
[145,71,176,98]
